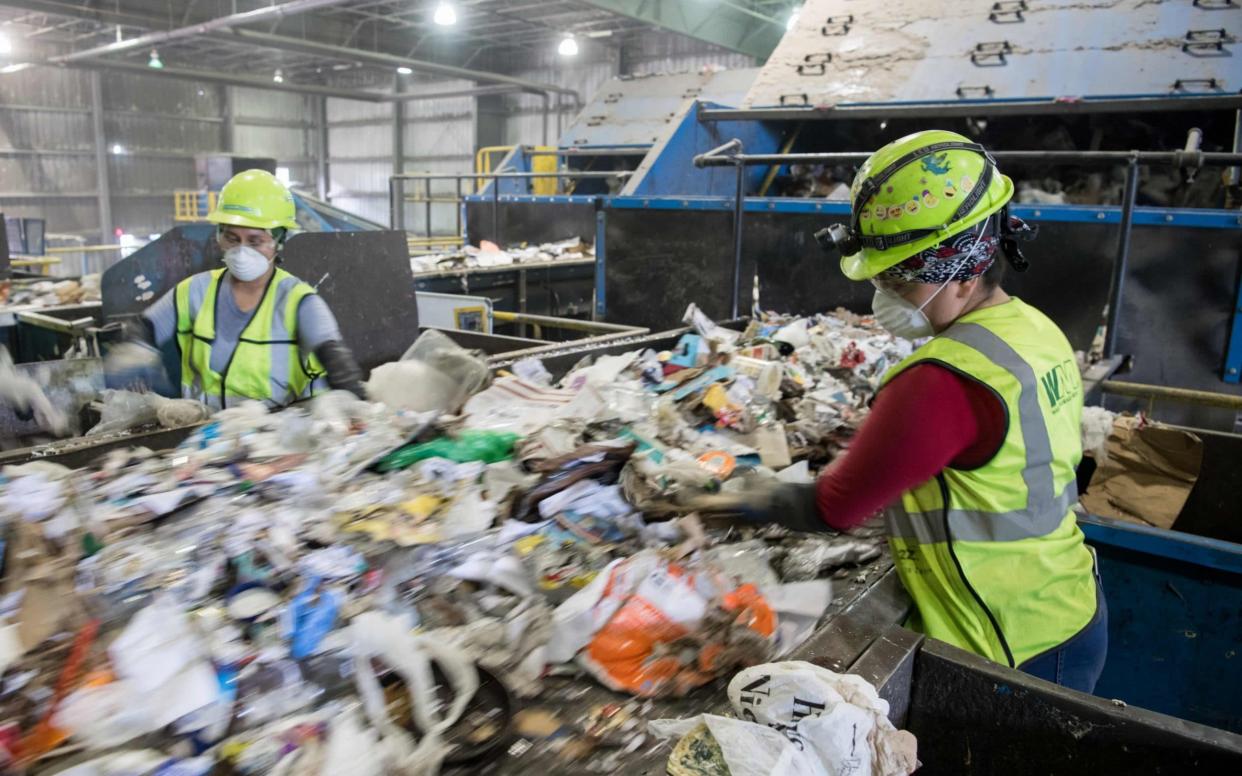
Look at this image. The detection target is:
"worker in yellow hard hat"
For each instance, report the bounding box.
[725,131,1107,693]
[109,169,365,408]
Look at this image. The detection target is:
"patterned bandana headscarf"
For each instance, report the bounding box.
[879,219,1000,284]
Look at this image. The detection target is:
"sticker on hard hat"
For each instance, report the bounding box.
[222,204,259,214]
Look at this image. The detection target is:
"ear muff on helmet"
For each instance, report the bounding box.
[816,141,999,257]
[999,207,1037,272]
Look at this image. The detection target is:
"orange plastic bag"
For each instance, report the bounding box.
[582,563,775,697]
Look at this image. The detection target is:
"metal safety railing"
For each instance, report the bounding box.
[491,311,643,340]
[173,190,218,222]
[12,244,128,276]
[693,141,1242,369]
[389,169,631,246]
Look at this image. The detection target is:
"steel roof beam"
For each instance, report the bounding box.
[222,28,579,96]
[45,0,354,65]
[59,58,549,105]
[1,0,575,97]
[574,0,781,59]
[64,58,390,102]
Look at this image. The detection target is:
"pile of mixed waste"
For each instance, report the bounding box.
[772,164,852,201]
[0,275,102,310]
[411,238,594,275]
[0,304,919,775]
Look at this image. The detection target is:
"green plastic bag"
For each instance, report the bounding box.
[377,430,520,471]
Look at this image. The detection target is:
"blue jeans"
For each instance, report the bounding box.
[1019,582,1109,694]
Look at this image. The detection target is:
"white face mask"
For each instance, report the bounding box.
[870,227,989,340]
[871,287,938,340]
[223,245,272,282]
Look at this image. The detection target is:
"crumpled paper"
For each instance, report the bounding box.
[652,661,918,776]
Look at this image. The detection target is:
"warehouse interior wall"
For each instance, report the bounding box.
[0,31,753,272]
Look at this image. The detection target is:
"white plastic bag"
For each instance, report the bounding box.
[350,610,479,776]
[87,390,209,436]
[652,661,918,776]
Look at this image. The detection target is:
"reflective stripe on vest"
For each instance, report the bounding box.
[174,268,324,409]
[888,321,1069,543]
[879,298,1097,668]
[887,479,1077,544]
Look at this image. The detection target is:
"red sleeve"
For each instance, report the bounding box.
[814,363,1007,531]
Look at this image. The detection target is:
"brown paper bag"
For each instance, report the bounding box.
[1078,416,1203,529]
[3,520,87,651]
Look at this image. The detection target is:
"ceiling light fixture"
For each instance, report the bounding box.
[147,48,163,69]
[110,144,125,154]
[433,2,457,26]
[396,66,413,75]
[0,31,12,56]
[557,34,579,57]
[273,68,284,83]
[786,8,801,31]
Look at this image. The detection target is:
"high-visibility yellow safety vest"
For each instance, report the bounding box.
[175,268,325,410]
[878,297,1098,668]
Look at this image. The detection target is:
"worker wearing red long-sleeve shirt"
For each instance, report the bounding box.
[736,131,1107,694]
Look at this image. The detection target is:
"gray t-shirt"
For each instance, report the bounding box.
[144,272,342,375]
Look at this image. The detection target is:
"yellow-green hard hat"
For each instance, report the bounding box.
[838,130,1014,281]
[208,169,298,231]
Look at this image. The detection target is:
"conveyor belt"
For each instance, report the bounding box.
[447,551,904,775]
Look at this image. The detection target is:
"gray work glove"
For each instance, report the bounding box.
[689,475,830,533]
[315,340,367,400]
[104,341,171,394]
[105,318,172,394]
[0,346,69,436]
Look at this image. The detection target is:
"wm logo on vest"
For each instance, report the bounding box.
[1041,359,1081,411]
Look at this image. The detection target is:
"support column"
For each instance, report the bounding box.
[393,78,405,178]
[315,96,329,200]
[221,84,235,153]
[89,71,113,246]
[393,79,405,230]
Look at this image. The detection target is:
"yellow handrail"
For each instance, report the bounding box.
[9,257,62,276]
[173,190,218,222]
[475,145,515,194]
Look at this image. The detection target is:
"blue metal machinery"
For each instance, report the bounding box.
[443,0,1242,741]
[1080,515,1242,733]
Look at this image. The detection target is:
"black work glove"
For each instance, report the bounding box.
[314,340,367,400]
[689,477,831,533]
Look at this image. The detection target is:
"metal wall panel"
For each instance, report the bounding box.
[283,162,316,189]
[0,67,90,106]
[112,196,182,243]
[0,154,95,194]
[329,155,389,187]
[108,155,197,193]
[405,118,472,158]
[0,111,92,151]
[235,125,308,159]
[234,87,307,118]
[103,114,222,153]
[329,123,391,157]
[327,97,391,122]
[330,196,388,226]
[103,71,222,117]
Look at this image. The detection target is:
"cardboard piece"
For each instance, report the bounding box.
[1078,416,1203,529]
[3,520,87,651]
